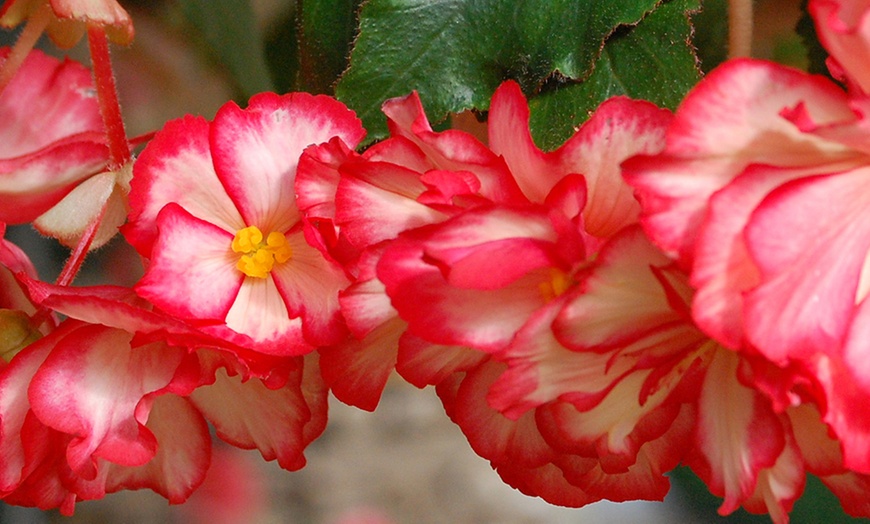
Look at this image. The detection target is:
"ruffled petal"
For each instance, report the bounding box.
[378,210,559,350]
[82,394,211,504]
[489,81,671,237]
[743,170,870,363]
[687,348,789,517]
[335,161,448,249]
[27,323,188,478]
[189,352,326,471]
[811,0,870,94]
[382,91,526,204]
[0,48,108,223]
[623,59,857,265]
[0,330,56,492]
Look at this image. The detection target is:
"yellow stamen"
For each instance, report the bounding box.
[539,269,572,302]
[231,226,292,278]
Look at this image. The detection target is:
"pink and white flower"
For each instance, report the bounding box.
[622,0,870,477]
[3,278,327,514]
[125,92,365,355]
[296,86,525,410]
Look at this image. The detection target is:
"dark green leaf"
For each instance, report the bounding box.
[174,0,275,99]
[527,0,701,150]
[336,0,661,141]
[298,0,364,94]
[690,0,728,74]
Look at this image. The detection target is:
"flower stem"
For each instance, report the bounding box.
[0,3,52,94]
[87,26,130,169]
[55,27,130,286]
[728,0,753,58]
[55,200,108,287]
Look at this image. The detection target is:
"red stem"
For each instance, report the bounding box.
[55,27,129,286]
[87,26,130,169]
[54,201,107,287]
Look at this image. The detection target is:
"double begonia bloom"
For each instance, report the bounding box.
[623,0,870,481]
[301,81,746,511]
[0,0,133,47]
[296,85,527,410]
[297,78,870,520]
[363,87,725,511]
[125,92,365,355]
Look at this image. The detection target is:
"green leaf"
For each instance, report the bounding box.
[336,0,661,141]
[174,0,275,99]
[528,0,702,150]
[690,0,728,74]
[298,0,364,94]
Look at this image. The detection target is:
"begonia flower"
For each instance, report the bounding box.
[125,92,365,354]
[2,279,327,514]
[296,87,524,410]
[304,78,870,520]
[0,47,107,223]
[622,0,870,478]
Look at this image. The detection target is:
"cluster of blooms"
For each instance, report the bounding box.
[1,0,870,521]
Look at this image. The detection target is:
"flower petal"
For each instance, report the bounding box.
[378,210,559,350]
[811,0,870,94]
[623,59,857,265]
[125,114,244,253]
[0,48,108,223]
[489,81,670,237]
[743,169,870,363]
[189,353,326,471]
[86,394,211,504]
[28,323,187,478]
[136,203,241,322]
[687,348,787,517]
[382,91,526,204]
[210,92,365,233]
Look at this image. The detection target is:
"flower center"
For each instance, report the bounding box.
[231,226,292,278]
[539,268,572,301]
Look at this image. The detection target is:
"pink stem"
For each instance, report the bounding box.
[0,3,52,94]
